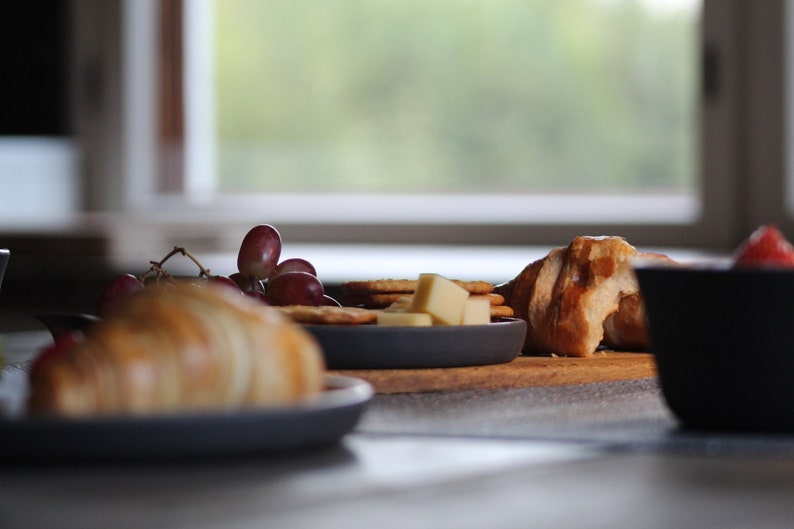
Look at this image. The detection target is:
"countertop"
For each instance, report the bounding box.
[2,331,794,529]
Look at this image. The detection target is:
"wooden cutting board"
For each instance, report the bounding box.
[330,352,656,394]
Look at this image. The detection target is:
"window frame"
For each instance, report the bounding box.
[71,0,790,251]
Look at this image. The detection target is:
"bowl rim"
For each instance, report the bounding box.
[632,259,794,275]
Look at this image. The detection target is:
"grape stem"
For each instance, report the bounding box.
[140,246,213,281]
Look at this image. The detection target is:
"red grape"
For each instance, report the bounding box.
[267,271,325,306]
[29,331,83,379]
[230,272,265,293]
[237,224,282,280]
[208,274,243,294]
[271,258,317,280]
[244,290,271,305]
[96,274,145,317]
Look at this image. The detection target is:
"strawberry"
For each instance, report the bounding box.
[734,224,794,268]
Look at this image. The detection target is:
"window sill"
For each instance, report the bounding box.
[0,212,720,282]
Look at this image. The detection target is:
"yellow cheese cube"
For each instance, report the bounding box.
[383,297,413,313]
[410,273,469,325]
[377,311,433,326]
[462,298,490,325]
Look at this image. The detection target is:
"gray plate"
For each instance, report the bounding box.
[305,317,527,370]
[0,375,372,463]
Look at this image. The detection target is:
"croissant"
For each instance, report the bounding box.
[495,236,673,357]
[28,283,326,416]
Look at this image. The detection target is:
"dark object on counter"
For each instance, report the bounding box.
[0,375,372,462]
[0,249,8,292]
[636,262,794,432]
[34,313,99,338]
[306,317,526,370]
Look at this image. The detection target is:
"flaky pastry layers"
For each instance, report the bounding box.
[28,284,326,416]
[495,236,673,357]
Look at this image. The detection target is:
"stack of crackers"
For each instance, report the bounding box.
[341,278,514,319]
[276,278,514,325]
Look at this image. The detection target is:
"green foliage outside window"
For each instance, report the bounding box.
[214,0,698,195]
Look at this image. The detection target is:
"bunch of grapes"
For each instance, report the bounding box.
[95,224,339,317]
[233,224,339,307]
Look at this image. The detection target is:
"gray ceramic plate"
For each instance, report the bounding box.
[305,317,527,370]
[0,375,372,462]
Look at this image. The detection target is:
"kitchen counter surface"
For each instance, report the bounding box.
[2,330,794,529]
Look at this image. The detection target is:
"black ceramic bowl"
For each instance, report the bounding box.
[635,261,794,432]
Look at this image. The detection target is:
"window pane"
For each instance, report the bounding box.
[212,0,699,197]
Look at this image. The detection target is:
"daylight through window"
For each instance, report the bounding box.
[204,0,700,200]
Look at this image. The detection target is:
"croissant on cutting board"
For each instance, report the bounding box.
[28,283,326,416]
[494,236,674,357]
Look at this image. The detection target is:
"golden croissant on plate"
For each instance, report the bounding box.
[28,283,326,416]
[495,236,674,357]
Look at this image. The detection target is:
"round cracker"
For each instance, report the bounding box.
[490,305,515,318]
[342,278,494,295]
[276,305,378,325]
[343,292,505,309]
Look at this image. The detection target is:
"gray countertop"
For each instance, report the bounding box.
[2,331,794,529]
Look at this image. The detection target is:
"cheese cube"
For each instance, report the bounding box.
[462,298,490,325]
[383,297,413,313]
[409,273,469,325]
[377,311,433,326]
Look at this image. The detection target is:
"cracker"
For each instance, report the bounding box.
[479,293,505,305]
[490,305,515,318]
[343,292,505,309]
[276,305,378,325]
[341,279,418,294]
[342,278,494,295]
[341,293,401,308]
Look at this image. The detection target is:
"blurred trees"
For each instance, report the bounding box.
[214,0,698,195]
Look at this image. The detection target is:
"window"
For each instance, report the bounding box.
[66,0,794,249]
[173,0,699,233]
[212,1,697,196]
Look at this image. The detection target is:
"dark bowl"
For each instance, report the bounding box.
[635,261,794,432]
[34,312,99,338]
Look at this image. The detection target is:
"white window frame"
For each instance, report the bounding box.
[70,0,793,251]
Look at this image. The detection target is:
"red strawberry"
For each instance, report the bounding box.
[734,224,794,268]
